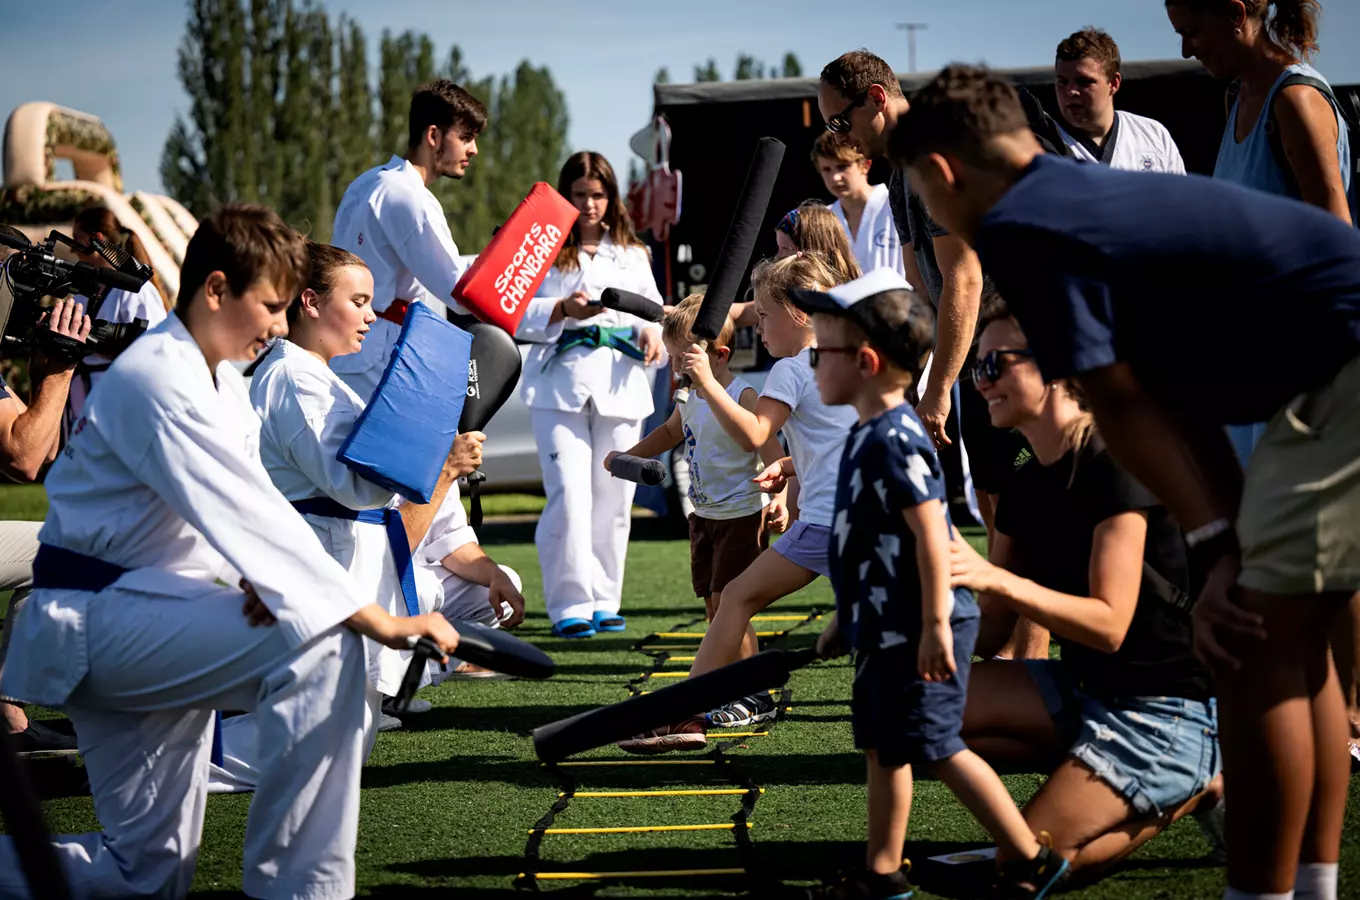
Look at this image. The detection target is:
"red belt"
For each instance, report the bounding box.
[377,299,412,326]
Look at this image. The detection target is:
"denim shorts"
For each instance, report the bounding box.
[771,521,831,578]
[1024,660,1221,818]
[852,609,980,768]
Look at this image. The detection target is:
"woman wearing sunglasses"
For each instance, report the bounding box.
[948,300,1224,884]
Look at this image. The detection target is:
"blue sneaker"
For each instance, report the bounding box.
[551,617,596,639]
[592,611,626,632]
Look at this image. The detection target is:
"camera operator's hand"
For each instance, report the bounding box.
[0,298,93,482]
[34,298,93,374]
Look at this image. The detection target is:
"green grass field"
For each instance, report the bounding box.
[6,487,1359,898]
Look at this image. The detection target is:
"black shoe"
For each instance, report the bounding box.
[381,697,431,717]
[805,867,913,899]
[995,843,1070,899]
[10,721,79,756]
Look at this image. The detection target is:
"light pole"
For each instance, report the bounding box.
[895,22,929,73]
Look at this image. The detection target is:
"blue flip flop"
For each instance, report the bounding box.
[551,617,596,639]
[593,611,626,632]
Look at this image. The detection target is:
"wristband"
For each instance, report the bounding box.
[1185,517,1231,548]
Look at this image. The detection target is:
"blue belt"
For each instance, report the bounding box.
[291,497,420,618]
[32,544,224,767]
[542,325,643,372]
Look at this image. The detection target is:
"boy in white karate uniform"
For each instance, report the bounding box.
[1053,29,1186,174]
[812,131,906,278]
[0,206,460,900]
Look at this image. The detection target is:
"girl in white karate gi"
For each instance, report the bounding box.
[519,151,665,638]
[810,132,906,277]
[66,206,170,426]
[0,206,460,900]
[209,242,506,791]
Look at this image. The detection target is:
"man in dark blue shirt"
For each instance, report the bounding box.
[890,63,1360,900]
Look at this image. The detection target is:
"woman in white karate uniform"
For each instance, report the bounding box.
[66,206,169,426]
[810,132,905,277]
[519,151,664,638]
[210,242,495,792]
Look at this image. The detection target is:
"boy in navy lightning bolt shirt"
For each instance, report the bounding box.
[788,269,1066,900]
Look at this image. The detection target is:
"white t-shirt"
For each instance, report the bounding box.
[1058,110,1186,174]
[760,348,857,527]
[680,376,769,520]
[830,185,905,278]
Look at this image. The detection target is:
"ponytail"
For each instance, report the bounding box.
[1266,0,1321,60]
[1058,380,1097,487]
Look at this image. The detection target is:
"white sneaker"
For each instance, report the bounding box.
[706,692,777,728]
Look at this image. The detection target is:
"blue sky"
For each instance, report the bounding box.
[3,0,1357,198]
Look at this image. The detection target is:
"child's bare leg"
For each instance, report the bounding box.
[866,749,913,875]
[1216,589,1347,894]
[688,550,816,678]
[930,748,1040,861]
[708,591,760,660]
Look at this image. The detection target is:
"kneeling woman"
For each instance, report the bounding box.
[950,301,1222,882]
[209,243,491,791]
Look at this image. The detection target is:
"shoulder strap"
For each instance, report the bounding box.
[1266,74,1341,183]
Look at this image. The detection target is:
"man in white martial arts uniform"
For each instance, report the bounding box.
[0,206,460,900]
[1054,28,1187,173]
[331,79,544,658]
[811,131,905,277]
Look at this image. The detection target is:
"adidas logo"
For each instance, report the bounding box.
[1014,447,1034,469]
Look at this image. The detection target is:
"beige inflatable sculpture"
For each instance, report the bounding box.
[1,102,194,304]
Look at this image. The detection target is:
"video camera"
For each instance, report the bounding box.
[0,227,153,363]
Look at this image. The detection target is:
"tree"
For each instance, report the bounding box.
[781,52,802,78]
[161,0,253,213]
[654,67,671,84]
[734,54,764,81]
[694,59,721,82]
[162,2,569,253]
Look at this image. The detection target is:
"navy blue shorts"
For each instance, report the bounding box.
[851,612,979,768]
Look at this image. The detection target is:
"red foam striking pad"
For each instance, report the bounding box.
[452,182,578,333]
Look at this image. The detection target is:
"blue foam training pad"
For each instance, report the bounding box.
[338,302,473,503]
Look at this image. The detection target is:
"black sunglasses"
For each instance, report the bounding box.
[970,348,1035,384]
[825,92,868,134]
[809,345,861,368]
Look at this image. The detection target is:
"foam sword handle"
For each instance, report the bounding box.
[675,136,785,403]
[395,619,557,712]
[600,287,665,323]
[532,646,817,762]
[608,453,667,486]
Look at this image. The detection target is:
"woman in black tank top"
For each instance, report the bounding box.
[948,302,1223,887]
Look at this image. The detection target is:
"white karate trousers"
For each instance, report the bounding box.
[0,588,369,900]
[530,404,641,625]
[206,565,523,796]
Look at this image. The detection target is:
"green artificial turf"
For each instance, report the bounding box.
[5,486,1359,898]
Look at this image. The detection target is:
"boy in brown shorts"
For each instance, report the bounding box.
[605,294,786,668]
